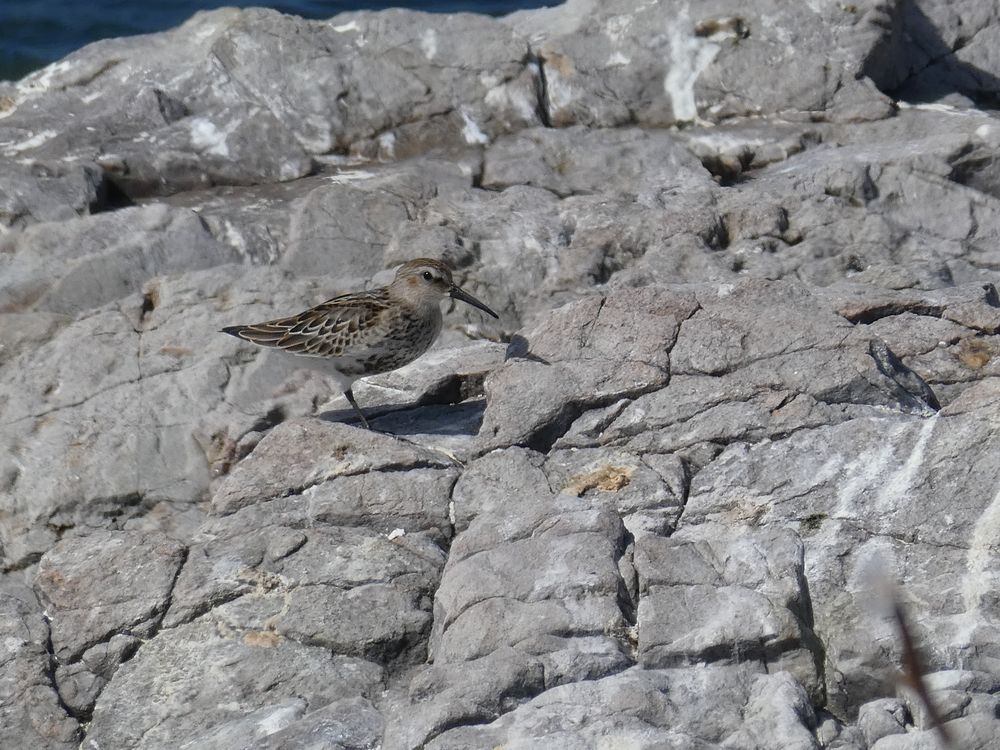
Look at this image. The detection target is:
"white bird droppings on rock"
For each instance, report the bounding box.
[460,108,489,145]
[189,118,231,157]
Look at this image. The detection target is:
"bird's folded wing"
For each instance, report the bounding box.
[228,291,392,358]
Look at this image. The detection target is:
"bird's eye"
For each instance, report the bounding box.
[422,271,434,281]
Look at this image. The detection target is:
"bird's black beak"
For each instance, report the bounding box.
[450,284,499,319]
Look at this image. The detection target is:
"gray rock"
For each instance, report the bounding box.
[505,0,892,126]
[284,181,410,278]
[720,671,819,749]
[0,160,106,231]
[635,526,822,700]
[478,286,699,450]
[678,121,822,182]
[349,340,506,416]
[179,699,308,750]
[166,514,445,666]
[210,418,457,516]
[2,0,1000,747]
[898,669,1000,731]
[426,665,816,749]
[157,177,317,266]
[0,580,80,748]
[869,714,1000,749]
[430,150,720,326]
[450,446,549,531]
[83,621,383,750]
[0,311,66,367]
[482,126,711,198]
[813,713,866,750]
[248,697,384,750]
[0,204,237,315]
[857,697,909,745]
[35,530,186,663]
[0,7,539,200]
[0,272,241,568]
[452,443,688,542]
[430,488,632,664]
[381,648,545,750]
[56,634,141,716]
[681,385,1000,715]
[560,279,941,460]
[544,448,688,537]
[888,1,1000,105]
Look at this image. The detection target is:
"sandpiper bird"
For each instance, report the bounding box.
[221,258,499,429]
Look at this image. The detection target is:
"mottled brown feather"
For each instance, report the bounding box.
[223,289,394,358]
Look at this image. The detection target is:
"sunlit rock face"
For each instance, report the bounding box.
[3,1,1000,748]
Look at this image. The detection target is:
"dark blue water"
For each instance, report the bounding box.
[0,1,555,82]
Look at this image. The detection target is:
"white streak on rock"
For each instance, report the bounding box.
[17,60,73,96]
[460,109,489,145]
[605,14,632,42]
[959,485,1000,627]
[762,15,795,55]
[874,415,936,510]
[485,83,537,122]
[421,28,438,59]
[846,536,897,594]
[664,5,720,124]
[221,220,248,257]
[0,129,58,156]
[603,14,633,66]
[479,72,501,88]
[332,20,360,33]
[896,101,976,116]
[257,703,302,734]
[544,68,575,112]
[327,169,377,183]
[831,417,936,523]
[189,118,231,157]
[687,133,766,152]
[191,18,225,42]
[833,424,903,517]
[378,131,396,158]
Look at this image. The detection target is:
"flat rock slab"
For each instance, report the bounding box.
[82,621,383,750]
[635,526,821,700]
[478,286,699,451]
[426,665,817,749]
[683,389,1000,715]
[2,0,1000,748]
[0,580,81,748]
[165,516,444,665]
[211,419,456,516]
[36,530,186,663]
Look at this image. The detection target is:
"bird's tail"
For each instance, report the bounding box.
[219,326,246,338]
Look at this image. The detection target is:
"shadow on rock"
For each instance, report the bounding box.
[505,334,550,364]
[320,399,486,437]
[867,0,1000,107]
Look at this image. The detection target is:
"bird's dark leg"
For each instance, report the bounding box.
[343,388,370,429]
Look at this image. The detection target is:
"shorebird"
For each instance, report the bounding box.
[221,258,499,429]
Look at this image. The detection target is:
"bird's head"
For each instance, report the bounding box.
[391,258,499,319]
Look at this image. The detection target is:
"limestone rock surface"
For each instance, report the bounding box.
[2,0,1000,748]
